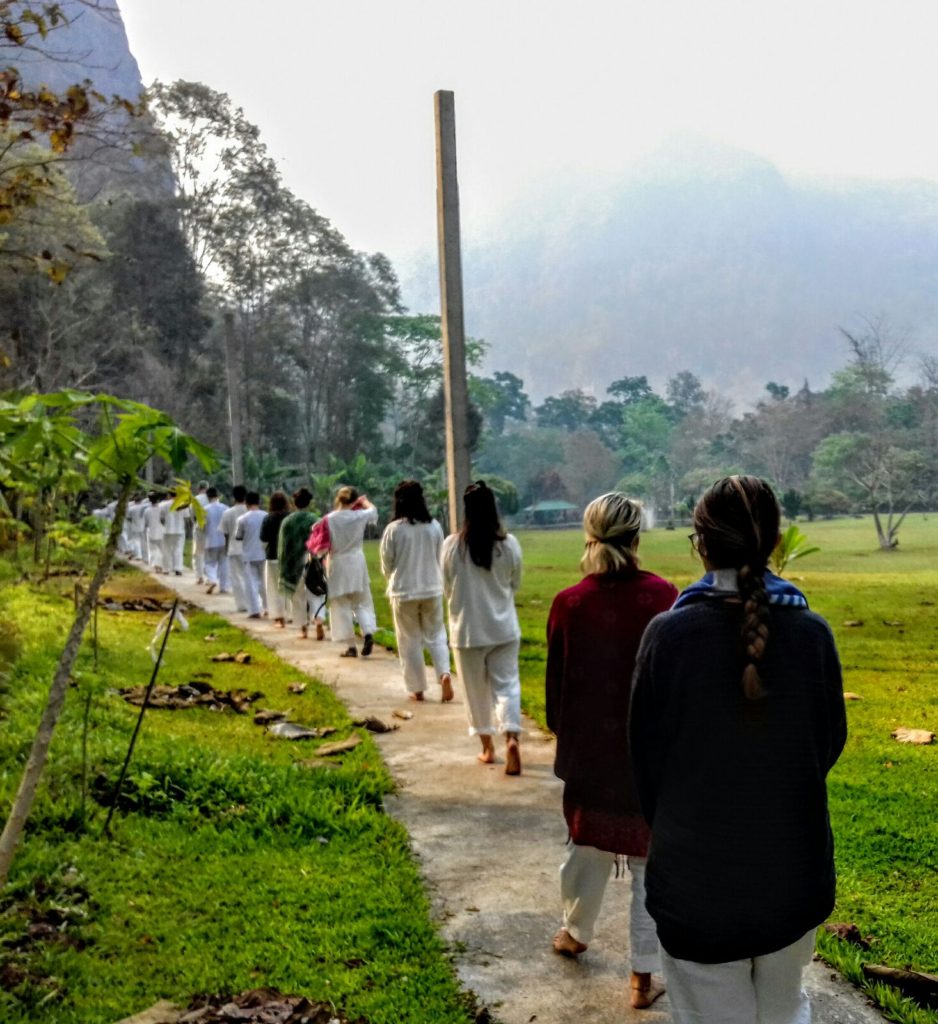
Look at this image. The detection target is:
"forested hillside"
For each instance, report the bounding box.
[3,3,937,549]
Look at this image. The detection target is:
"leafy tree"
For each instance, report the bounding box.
[607,374,653,406]
[471,370,530,435]
[0,389,216,887]
[535,388,597,432]
[666,370,706,418]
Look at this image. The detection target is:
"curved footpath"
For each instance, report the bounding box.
[148,568,884,1024]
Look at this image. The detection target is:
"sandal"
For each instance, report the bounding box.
[340,646,358,658]
[361,633,374,657]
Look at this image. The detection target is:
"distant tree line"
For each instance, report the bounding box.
[1,27,935,548]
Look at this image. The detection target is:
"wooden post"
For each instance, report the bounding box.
[434,90,472,531]
[223,310,244,485]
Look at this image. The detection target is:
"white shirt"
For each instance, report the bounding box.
[192,491,209,534]
[203,500,227,548]
[159,498,189,535]
[380,519,444,601]
[441,533,522,648]
[221,503,246,556]
[144,503,164,541]
[325,506,378,598]
[235,508,267,562]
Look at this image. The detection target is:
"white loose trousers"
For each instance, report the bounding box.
[452,640,521,736]
[204,546,226,587]
[243,559,267,616]
[660,929,815,1024]
[266,561,285,620]
[329,590,376,645]
[559,844,659,973]
[162,533,185,574]
[390,596,450,693]
[228,553,247,611]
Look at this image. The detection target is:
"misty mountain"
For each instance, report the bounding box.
[400,136,938,404]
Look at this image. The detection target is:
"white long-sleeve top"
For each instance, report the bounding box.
[440,533,522,648]
[325,506,378,598]
[144,503,164,541]
[203,500,227,548]
[380,519,444,601]
[221,502,246,556]
[235,508,267,562]
[159,498,189,535]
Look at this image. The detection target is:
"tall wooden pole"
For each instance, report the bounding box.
[434,90,471,531]
[223,310,244,485]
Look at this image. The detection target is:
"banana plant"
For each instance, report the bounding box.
[771,524,820,577]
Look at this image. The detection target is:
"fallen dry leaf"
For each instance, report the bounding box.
[316,735,362,757]
[882,619,904,627]
[892,727,935,745]
[353,716,399,734]
[392,709,414,720]
[823,922,870,950]
[233,651,252,665]
[843,692,863,701]
[843,620,864,628]
[287,681,306,694]
[210,652,234,663]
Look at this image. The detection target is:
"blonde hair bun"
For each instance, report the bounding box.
[580,492,643,575]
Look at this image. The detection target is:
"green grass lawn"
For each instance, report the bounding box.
[0,564,473,1024]
[367,515,938,1022]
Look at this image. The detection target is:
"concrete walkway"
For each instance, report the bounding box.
[148,568,884,1024]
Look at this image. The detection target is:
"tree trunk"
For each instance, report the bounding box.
[0,482,132,888]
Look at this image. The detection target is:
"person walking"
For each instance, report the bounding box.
[313,486,378,658]
[159,489,189,576]
[260,491,290,627]
[546,492,676,1009]
[191,480,210,583]
[143,492,165,573]
[221,484,248,612]
[630,476,847,1024]
[380,480,453,702]
[235,491,268,619]
[277,487,324,640]
[203,487,228,595]
[441,480,523,775]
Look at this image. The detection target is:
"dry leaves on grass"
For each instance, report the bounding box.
[265,722,337,741]
[892,727,935,745]
[119,989,369,1023]
[353,716,399,734]
[210,651,252,664]
[119,683,264,714]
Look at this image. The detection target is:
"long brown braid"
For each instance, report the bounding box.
[693,476,781,699]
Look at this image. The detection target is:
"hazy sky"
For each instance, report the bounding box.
[121,0,938,265]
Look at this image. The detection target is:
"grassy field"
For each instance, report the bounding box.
[0,562,473,1024]
[368,515,938,1022]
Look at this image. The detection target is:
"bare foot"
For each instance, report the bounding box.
[478,737,495,764]
[552,928,587,958]
[408,692,425,702]
[505,736,521,776]
[315,621,326,641]
[300,625,308,639]
[274,618,285,628]
[630,973,666,1010]
[440,673,454,703]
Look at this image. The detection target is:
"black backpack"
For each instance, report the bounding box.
[303,554,328,598]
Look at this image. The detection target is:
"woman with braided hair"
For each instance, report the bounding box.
[546,492,676,1009]
[630,476,847,1024]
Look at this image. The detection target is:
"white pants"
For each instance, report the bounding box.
[452,640,521,735]
[147,535,163,570]
[559,844,659,973]
[266,561,285,620]
[244,559,267,616]
[330,590,377,644]
[130,532,145,560]
[193,529,206,578]
[162,532,185,574]
[391,596,450,693]
[661,929,815,1024]
[204,546,226,587]
[228,553,247,611]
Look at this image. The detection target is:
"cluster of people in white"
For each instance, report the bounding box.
[99,473,842,1024]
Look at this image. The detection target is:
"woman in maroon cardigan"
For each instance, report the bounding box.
[546,492,677,1010]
